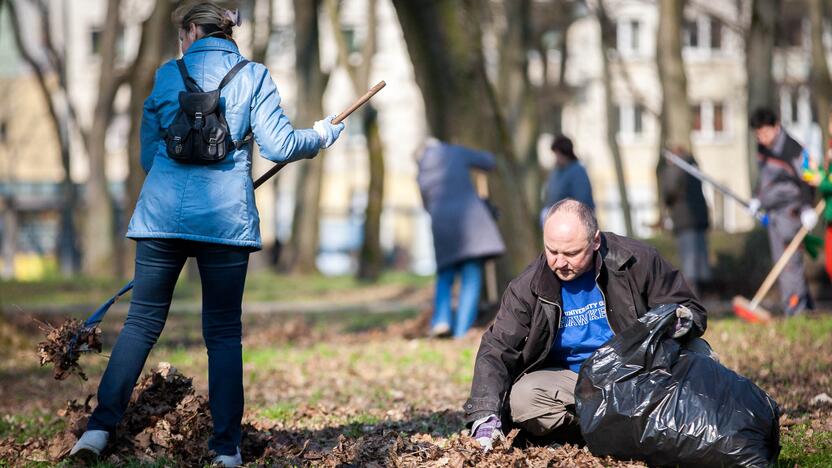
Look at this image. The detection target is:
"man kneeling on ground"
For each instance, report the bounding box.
[464,199,714,449]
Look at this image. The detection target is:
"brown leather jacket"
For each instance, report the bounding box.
[463,232,706,425]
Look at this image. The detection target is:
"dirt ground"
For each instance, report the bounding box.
[1,307,831,467]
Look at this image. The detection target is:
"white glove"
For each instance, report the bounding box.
[747,198,761,216]
[313,114,345,149]
[471,414,503,452]
[671,305,694,339]
[800,207,818,230]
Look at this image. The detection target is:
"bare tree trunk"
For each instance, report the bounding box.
[746,0,780,190]
[496,0,541,218]
[657,0,693,152]
[358,106,385,280]
[124,0,177,276]
[7,0,80,274]
[656,0,693,224]
[810,0,831,148]
[597,1,635,237]
[82,0,127,276]
[1,197,17,279]
[282,0,327,274]
[326,0,386,280]
[391,0,539,280]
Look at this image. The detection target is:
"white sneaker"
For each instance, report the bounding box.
[69,430,108,461]
[212,447,242,467]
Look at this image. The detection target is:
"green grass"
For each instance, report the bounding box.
[0,412,65,443]
[778,423,832,467]
[0,271,431,310]
[260,401,298,423]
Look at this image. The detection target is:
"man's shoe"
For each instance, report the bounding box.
[69,430,108,462]
[212,447,242,467]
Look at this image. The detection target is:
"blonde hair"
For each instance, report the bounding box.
[172,1,238,39]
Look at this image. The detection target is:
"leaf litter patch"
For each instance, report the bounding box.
[36,318,103,381]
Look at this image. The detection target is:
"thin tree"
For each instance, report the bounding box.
[83,0,132,276]
[746,0,780,189]
[809,0,832,148]
[6,0,80,273]
[391,0,539,280]
[326,0,386,281]
[596,0,635,237]
[123,0,178,275]
[281,0,328,274]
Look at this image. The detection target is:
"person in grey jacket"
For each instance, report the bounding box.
[70,3,344,466]
[417,139,506,338]
[659,148,712,295]
[748,108,817,316]
[541,135,595,225]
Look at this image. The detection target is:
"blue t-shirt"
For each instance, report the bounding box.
[549,270,614,373]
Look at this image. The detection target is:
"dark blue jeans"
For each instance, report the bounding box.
[87,239,250,456]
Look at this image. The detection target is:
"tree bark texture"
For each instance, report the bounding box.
[124,0,177,276]
[657,0,693,153]
[82,0,126,276]
[496,0,542,217]
[746,0,780,189]
[597,1,635,237]
[391,0,539,280]
[7,0,80,274]
[326,0,386,280]
[809,0,831,150]
[283,0,327,274]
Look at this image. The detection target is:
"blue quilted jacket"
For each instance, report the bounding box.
[127,37,321,249]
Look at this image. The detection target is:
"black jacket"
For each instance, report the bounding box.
[463,232,706,425]
[659,154,710,233]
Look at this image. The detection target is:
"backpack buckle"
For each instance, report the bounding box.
[194,112,204,129]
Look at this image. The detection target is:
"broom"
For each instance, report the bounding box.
[732,200,825,322]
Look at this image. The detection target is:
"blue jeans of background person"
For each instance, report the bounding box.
[87,239,250,456]
[431,259,483,338]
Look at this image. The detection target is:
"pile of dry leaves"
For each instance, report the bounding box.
[36,318,102,381]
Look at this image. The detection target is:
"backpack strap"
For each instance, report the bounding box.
[176,59,203,93]
[218,60,250,90]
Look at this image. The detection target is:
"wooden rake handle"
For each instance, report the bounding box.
[749,200,826,309]
[253,80,387,189]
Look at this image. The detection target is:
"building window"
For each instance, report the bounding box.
[616,19,643,56]
[776,16,804,48]
[683,16,722,51]
[615,103,645,139]
[0,120,6,143]
[692,101,728,139]
[90,27,125,61]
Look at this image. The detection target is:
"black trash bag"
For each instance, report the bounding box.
[575,303,780,467]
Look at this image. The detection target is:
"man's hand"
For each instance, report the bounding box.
[671,305,693,339]
[471,414,503,451]
[800,207,819,230]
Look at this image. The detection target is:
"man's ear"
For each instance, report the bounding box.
[591,230,601,251]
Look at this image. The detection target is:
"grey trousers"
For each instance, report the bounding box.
[767,210,812,315]
[509,337,717,436]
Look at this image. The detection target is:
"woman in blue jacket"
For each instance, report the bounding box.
[70,3,343,465]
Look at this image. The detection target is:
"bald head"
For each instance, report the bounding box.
[543,199,600,281]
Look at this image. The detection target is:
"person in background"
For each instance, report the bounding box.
[817,115,832,284]
[464,199,712,450]
[70,3,344,466]
[540,135,595,225]
[659,148,712,296]
[417,139,506,339]
[748,108,817,317]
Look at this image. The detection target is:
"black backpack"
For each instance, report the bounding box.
[164,59,251,164]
